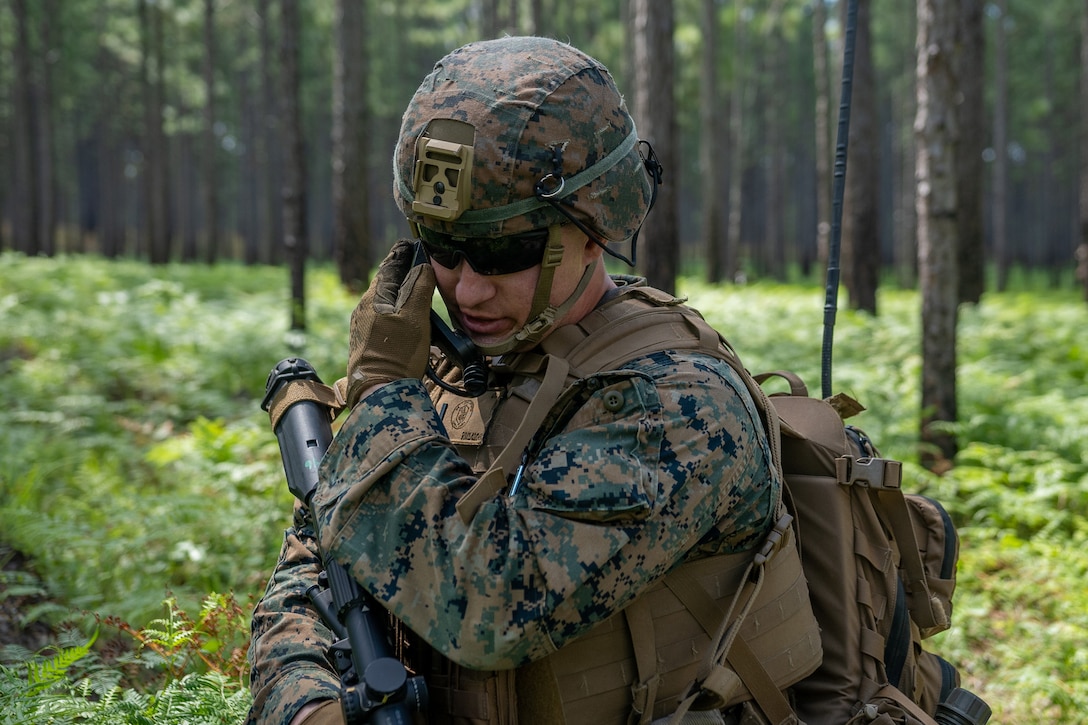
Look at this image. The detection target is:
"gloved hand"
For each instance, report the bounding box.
[293,700,345,725]
[345,239,435,408]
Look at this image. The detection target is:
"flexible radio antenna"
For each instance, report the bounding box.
[821,0,859,400]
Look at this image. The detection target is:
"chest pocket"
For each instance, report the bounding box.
[521,371,663,523]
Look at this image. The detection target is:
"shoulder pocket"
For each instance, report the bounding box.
[523,372,663,523]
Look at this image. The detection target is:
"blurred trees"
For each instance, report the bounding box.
[0,0,1083,297]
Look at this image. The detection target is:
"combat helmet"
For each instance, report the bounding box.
[393,36,660,355]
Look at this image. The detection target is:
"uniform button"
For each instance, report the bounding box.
[603,390,625,412]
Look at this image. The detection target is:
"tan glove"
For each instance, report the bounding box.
[294,700,345,725]
[345,239,435,408]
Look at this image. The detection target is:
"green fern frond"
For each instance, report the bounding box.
[25,630,97,695]
[140,597,198,652]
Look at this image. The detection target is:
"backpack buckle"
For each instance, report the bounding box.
[836,456,903,490]
[753,513,793,567]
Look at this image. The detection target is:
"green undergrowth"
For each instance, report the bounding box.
[2,253,1087,722]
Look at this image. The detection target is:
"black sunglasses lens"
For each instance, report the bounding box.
[423,244,460,269]
[418,228,550,275]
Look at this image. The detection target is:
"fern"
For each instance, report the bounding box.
[24,630,97,696]
[0,600,249,718]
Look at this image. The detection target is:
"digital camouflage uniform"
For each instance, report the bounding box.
[247,280,780,725]
[247,36,781,725]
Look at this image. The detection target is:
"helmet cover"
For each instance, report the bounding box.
[393,36,651,243]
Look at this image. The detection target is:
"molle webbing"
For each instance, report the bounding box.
[514,521,821,724]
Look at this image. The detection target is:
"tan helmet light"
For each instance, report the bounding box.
[412,119,475,222]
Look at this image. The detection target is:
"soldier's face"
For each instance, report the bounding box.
[432,225,601,349]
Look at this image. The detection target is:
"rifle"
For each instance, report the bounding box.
[263,357,427,725]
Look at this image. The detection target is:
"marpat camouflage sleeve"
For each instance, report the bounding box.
[310,349,778,671]
[246,502,341,725]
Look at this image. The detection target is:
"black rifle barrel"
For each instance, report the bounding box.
[264,358,425,725]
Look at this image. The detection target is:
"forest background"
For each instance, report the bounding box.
[2,0,1088,723]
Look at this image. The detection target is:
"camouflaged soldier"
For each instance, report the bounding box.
[247,36,820,725]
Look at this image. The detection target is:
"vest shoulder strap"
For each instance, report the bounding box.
[537,286,785,482]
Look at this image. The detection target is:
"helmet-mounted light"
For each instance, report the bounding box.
[412,119,475,221]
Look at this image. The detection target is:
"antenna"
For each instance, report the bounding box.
[821,0,859,400]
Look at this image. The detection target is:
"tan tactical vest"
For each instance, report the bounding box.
[417,282,822,725]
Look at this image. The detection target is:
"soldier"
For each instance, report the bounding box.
[247,36,813,725]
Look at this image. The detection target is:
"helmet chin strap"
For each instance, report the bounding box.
[475,225,600,357]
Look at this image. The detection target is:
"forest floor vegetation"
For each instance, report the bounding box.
[1,252,1086,723]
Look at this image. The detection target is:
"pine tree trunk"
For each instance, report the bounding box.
[281,0,308,331]
[843,0,878,314]
[39,0,57,256]
[259,0,282,264]
[700,0,725,283]
[812,0,832,276]
[332,0,372,294]
[992,0,1010,292]
[139,0,171,263]
[1080,0,1088,303]
[725,0,745,284]
[202,0,220,264]
[766,14,787,281]
[631,0,677,293]
[956,0,986,304]
[916,0,960,468]
[12,0,40,255]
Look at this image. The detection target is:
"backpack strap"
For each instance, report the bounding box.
[836,457,950,633]
[455,353,570,522]
[663,563,795,725]
[623,597,662,725]
[662,513,807,725]
[540,286,786,484]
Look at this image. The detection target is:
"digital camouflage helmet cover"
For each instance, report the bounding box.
[393,36,654,242]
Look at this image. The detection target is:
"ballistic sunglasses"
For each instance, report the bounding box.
[418,225,552,276]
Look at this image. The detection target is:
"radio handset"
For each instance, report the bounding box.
[413,242,489,397]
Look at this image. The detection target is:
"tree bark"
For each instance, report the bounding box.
[239,19,260,266]
[202,0,220,264]
[916,0,960,468]
[956,0,985,304]
[38,0,57,255]
[892,1,918,289]
[1080,0,1088,303]
[765,12,787,281]
[332,0,372,293]
[631,0,678,293]
[843,0,878,314]
[281,0,308,331]
[700,0,726,283]
[992,0,1010,292]
[812,0,832,275]
[12,0,40,255]
[528,0,544,35]
[259,0,282,264]
[725,0,745,284]
[138,0,171,263]
[482,0,500,38]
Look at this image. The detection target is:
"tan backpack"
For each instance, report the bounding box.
[753,370,988,725]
